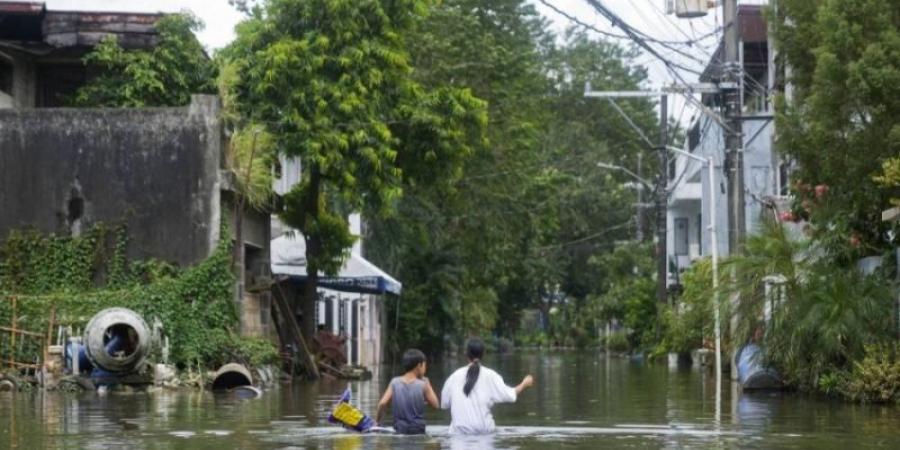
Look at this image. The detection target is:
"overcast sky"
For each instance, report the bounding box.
[28,0,740,124]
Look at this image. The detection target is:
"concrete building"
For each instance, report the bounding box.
[0,2,163,108]
[666,4,788,285]
[0,3,273,339]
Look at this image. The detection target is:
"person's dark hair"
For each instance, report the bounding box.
[401,349,426,373]
[463,338,485,396]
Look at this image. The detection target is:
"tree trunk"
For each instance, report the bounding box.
[301,166,323,346]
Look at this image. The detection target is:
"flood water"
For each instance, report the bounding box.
[4,350,900,449]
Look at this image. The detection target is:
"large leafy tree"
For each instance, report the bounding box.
[367,0,553,351]
[222,0,486,343]
[366,1,658,352]
[773,0,900,257]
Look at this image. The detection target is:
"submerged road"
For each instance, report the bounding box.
[3,350,900,449]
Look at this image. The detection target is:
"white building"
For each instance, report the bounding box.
[666,4,789,285]
[270,155,401,368]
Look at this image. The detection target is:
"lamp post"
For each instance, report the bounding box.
[666,145,721,413]
[596,162,654,190]
[596,162,655,241]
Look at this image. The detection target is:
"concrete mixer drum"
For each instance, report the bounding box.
[83,307,151,373]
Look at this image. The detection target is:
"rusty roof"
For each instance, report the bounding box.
[699,5,769,82]
[0,1,44,14]
[0,2,164,50]
[0,2,45,40]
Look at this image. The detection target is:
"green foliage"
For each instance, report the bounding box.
[772,0,900,255]
[460,287,500,337]
[368,1,656,352]
[71,13,217,107]
[604,331,630,353]
[874,157,900,206]
[222,0,487,343]
[720,220,893,390]
[842,344,900,403]
[228,127,277,210]
[590,241,657,350]
[0,228,102,294]
[0,225,276,369]
[659,259,716,354]
[516,331,550,348]
[221,336,281,367]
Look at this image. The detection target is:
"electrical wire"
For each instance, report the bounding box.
[582,0,735,133]
[538,0,721,47]
[535,220,634,250]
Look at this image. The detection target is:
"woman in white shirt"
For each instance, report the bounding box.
[440,338,534,434]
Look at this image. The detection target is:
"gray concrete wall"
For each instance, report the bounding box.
[0,95,223,267]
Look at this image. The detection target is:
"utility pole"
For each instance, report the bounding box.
[585,87,680,306]
[723,0,745,383]
[723,0,745,254]
[636,153,644,241]
[656,95,669,306]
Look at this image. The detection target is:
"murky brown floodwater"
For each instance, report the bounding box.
[4,350,900,449]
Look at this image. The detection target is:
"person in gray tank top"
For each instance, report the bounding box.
[375,349,440,434]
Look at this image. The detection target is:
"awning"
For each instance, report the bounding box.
[270,234,402,295]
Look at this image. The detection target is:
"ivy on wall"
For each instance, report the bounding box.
[0,224,277,369]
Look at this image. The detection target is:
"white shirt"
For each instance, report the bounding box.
[440,365,517,434]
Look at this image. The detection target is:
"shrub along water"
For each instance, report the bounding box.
[0,224,277,370]
[658,259,715,356]
[675,219,897,400]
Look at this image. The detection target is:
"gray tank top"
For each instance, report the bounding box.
[390,377,426,434]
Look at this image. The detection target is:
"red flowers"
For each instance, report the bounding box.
[779,211,796,222]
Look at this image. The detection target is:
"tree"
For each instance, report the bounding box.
[773,0,900,257]
[71,13,217,107]
[367,0,554,352]
[590,241,657,349]
[366,1,659,352]
[222,0,486,343]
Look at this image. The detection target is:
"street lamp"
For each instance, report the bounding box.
[597,161,655,242]
[596,162,653,189]
[666,145,722,409]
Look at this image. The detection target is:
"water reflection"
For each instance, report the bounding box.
[3,351,900,449]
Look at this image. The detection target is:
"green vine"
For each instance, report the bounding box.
[0,224,277,369]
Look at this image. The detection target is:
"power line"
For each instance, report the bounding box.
[581,0,733,132]
[535,220,633,250]
[538,0,720,47]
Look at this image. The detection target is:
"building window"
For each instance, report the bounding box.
[697,213,703,256]
[688,121,701,152]
[36,64,86,107]
[778,160,791,197]
[675,217,689,256]
[0,59,12,95]
[272,158,283,179]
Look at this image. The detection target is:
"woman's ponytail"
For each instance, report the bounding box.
[463,338,485,397]
[463,360,480,396]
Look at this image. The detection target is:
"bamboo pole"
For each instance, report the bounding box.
[0,326,45,338]
[10,296,16,369]
[1,360,41,369]
[44,305,56,370]
[273,280,320,379]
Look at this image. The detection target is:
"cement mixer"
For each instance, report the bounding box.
[69,307,153,375]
